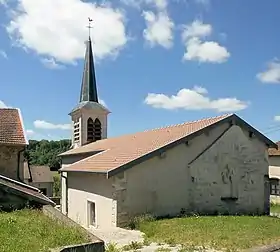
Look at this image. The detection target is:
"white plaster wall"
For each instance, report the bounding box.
[269,156,280,179]
[67,172,115,229]
[116,123,269,225]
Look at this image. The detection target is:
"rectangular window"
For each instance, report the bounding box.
[87,201,96,227]
[270,179,280,196]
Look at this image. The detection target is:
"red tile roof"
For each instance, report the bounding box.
[269,141,280,156]
[0,108,28,145]
[60,113,276,176]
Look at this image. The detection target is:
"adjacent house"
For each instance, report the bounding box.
[0,108,55,210]
[58,35,277,229]
[24,162,54,197]
[0,108,28,181]
[268,141,280,203]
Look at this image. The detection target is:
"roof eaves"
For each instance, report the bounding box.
[16,108,29,145]
[59,149,110,172]
[107,114,233,178]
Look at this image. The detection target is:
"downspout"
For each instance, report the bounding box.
[17,147,26,183]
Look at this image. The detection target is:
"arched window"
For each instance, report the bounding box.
[87,118,94,143]
[94,118,102,141]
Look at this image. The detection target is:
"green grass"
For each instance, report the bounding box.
[271,202,280,213]
[0,209,90,252]
[138,215,280,251]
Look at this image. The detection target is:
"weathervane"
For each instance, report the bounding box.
[87,17,93,38]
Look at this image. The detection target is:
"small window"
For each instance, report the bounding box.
[87,201,96,227]
[270,179,280,196]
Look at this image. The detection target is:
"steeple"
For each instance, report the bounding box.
[69,18,110,149]
[79,36,98,103]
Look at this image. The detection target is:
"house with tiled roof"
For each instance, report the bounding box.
[0,108,28,181]
[59,36,277,229]
[24,162,54,197]
[268,142,280,202]
[0,108,55,210]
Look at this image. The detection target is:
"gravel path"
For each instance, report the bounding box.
[89,227,221,252]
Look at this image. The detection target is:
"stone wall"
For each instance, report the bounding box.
[0,145,24,181]
[189,125,268,215]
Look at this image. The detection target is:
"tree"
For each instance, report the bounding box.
[24,139,71,170]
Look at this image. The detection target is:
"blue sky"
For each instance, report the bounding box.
[0,0,280,141]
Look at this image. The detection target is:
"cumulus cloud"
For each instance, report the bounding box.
[182,20,230,63]
[257,60,280,84]
[144,86,248,112]
[5,0,128,63]
[34,120,71,130]
[0,100,7,108]
[143,10,174,48]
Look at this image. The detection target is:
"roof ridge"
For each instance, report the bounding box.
[143,113,233,132]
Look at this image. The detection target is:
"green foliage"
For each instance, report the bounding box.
[24,139,71,170]
[105,243,122,252]
[53,173,61,197]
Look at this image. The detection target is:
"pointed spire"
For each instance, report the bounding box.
[79,35,98,103]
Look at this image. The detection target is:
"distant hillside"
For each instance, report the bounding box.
[24,139,71,170]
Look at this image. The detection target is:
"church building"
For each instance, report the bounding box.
[59,34,277,229]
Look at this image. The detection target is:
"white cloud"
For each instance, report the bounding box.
[257,60,280,84]
[34,120,71,130]
[183,37,230,63]
[41,58,65,70]
[143,10,174,49]
[144,86,248,112]
[182,20,212,39]
[0,100,7,108]
[5,0,128,63]
[26,129,35,135]
[182,20,230,63]
[0,50,8,59]
[274,116,280,122]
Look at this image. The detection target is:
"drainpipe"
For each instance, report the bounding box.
[17,147,26,183]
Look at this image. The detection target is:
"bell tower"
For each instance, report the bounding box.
[69,19,110,149]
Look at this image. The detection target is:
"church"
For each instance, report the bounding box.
[59,35,277,229]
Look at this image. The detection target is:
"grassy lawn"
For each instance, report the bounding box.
[0,209,90,252]
[271,203,280,213]
[138,215,280,251]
